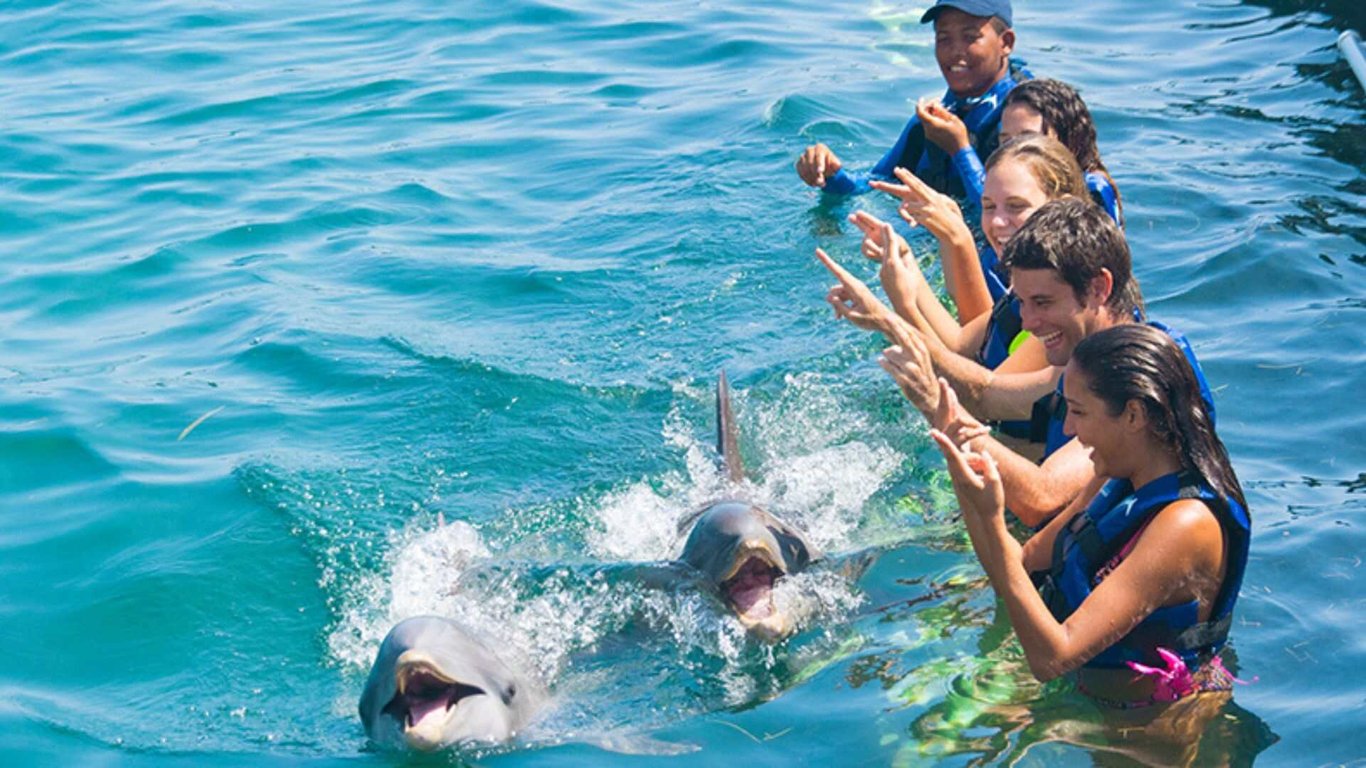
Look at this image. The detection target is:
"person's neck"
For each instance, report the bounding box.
[1127,444,1183,492]
[1093,306,1133,333]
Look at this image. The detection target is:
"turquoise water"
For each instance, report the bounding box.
[1,0,1362,764]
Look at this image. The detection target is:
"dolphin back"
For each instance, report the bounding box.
[716,371,743,484]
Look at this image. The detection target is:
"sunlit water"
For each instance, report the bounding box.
[1,0,1362,765]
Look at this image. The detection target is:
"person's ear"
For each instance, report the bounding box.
[999,28,1016,57]
[1089,269,1114,308]
[1123,399,1147,433]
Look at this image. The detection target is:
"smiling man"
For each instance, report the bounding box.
[877,199,1214,528]
[796,0,1027,204]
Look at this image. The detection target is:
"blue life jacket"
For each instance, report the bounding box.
[977,289,1035,440]
[978,244,1009,305]
[978,289,1022,369]
[823,60,1032,200]
[1085,171,1123,229]
[1034,319,1214,460]
[1035,471,1251,669]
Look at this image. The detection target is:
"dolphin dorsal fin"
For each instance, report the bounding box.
[716,371,744,484]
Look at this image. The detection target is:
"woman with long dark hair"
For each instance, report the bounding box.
[1000,78,1124,226]
[930,323,1249,706]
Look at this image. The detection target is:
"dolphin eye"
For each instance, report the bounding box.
[501,684,516,706]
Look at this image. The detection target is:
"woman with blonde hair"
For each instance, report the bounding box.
[836,132,1090,377]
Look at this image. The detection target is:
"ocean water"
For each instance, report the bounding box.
[1,0,1362,765]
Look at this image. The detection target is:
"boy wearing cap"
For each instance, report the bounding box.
[795,0,1026,205]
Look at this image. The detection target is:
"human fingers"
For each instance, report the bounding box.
[869,179,913,204]
[796,146,819,185]
[825,286,850,318]
[890,168,928,201]
[929,430,987,491]
[939,378,960,413]
[957,423,992,442]
[878,351,912,387]
[892,166,942,205]
[814,247,857,287]
[977,450,1003,503]
[849,210,889,238]
[880,222,896,261]
[861,237,887,263]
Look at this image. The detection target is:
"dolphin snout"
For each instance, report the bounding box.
[382,652,486,750]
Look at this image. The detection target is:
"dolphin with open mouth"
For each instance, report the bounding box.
[675,373,820,641]
[358,615,544,752]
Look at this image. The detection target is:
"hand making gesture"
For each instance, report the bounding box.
[929,428,1006,523]
[916,98,971,156]
[814,247,894,334]
[870,166,967,243]
[796,144,844,188]
[878,326,942,417]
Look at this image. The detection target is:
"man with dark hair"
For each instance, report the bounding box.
[796,0,1026,204]
[822,199,1212,528]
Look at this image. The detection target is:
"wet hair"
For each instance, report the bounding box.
[1002,197,1144,318]
[1003,79,1123,218]
[1071,324,1246,510]
[984,132,1088,202]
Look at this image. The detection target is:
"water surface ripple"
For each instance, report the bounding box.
[1,0,1362,765]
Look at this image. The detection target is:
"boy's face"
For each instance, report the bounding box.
[933,8,1015,98]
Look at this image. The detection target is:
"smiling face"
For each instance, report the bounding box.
[981,157,1051,254]
[1061,365,1129,478]
[999,102,1047,142]
[933,9,1014,98]
[1011,267,1112,367]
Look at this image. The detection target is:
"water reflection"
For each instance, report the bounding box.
[1236,0,1366,32]
[854,575,1278,766]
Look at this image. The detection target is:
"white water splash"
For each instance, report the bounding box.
[327,372,908,730]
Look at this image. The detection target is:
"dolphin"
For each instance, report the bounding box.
[358,615,544,752]
[676,372,820,640]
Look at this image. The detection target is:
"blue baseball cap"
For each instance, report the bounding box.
[920,0,1012,28]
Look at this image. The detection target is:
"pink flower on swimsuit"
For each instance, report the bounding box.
[1127,648,1197,702]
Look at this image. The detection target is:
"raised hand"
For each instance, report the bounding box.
[878,328,940,416]
[870,167,966,242]
[847,210,901,263]
[796,144,844,188]
[916,98,971,155]
[934,376,989,441]
[929,428,1006,521]
[815,248,893,333]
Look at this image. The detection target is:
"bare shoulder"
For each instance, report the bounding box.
[1143,498,1225,570]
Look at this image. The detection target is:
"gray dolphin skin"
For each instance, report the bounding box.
[677,373,820,640]
[358,616,543,752]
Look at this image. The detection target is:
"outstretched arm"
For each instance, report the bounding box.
[880,324,1058,423]
[869,167,992,322]
[963,432,1096,528]
[849,213,986,357]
